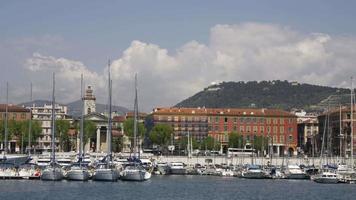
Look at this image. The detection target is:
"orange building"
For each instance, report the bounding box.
[152,107,298,155]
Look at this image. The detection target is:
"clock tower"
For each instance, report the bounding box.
[83,85,96,115]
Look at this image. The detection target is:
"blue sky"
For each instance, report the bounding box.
[1,0,356,110]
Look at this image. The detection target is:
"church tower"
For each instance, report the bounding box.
[83,85,96,115]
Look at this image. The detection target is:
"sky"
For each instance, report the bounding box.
[1,0,356,112]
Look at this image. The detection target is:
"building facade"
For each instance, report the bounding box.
[152,107,298,155]
[294,110,319,155]
[0,104,31,153]
[318,105,356,157]
[27,103,71,152]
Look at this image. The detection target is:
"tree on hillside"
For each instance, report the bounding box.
[56,120,71,152]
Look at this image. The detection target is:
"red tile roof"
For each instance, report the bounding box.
[153,107,296,117]
[0,104,30,113]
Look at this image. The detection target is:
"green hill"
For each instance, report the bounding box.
[175,80,351,111]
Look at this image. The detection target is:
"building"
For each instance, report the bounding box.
[294,110,319,155]
[152,107,298,155]
[83,86,96,115]
[152,107,208,142]
[317,105,356,157]
[27,103,70,152]
[0,104,31,153]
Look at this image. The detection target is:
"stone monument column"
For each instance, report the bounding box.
[96,127,101,152]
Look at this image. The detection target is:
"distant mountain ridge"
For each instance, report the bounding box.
[175,80,351,111]
[20,99,130,117]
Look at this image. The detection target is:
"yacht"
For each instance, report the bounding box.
[312,171,339,184]
[67,163,90,181]
[119,74,151,181]
[93,162,119,181]
[120,163,151,181]
[37,157,51,168]
[92,61,119,182]
[241,165,268,179]
[284,164,309,179]
[41,73,64,181]
[67,74,91,181]
[169,162,187,175]
[18,163,41,179]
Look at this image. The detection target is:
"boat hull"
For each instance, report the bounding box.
[41,168,63,181]
[93,169,119,181]
[242,171,267,179]
[120,170,150,181]
[285,173,309,179]
[66,169,90,181]
[170,168,187,175]
[313,177,339,184]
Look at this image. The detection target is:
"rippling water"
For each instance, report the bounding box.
[1,176,356,200]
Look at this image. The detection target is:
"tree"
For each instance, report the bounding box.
[112,136,123,153]
[123,118,146,138]
[123,118,146,153]
[55,120,70,152]
[83,120,96,146]
[20,120,42,152]
[149,124,173,146]
[228,132,245,148]
[202,136,218,151]
[252,135,268,155]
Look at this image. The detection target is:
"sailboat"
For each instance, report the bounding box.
[120,74,151,181]
[41,73,64,181]
[311,99,338,184]
[67,74,90,181]
[0,82,30,166]
[93,60,119,181]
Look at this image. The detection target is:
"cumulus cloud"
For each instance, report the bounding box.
[20,22,356,111]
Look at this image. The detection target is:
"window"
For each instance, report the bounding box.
[289,135,293,142]
[273,118,278,124]
[252,118,257,124]
[215,116,219,122]
[240,117,244,123]
[233,125,237,131]
[260,126,264,133]
[174,116,179,121]
[253,126,258,133]
[234,117,237,123]
[288,127,293,133]
[267,126,271,133]
[246,126,251,133]
[280,126,284,134]
[280,135,285,143]
[267,118,271,124]
[260,118,265,124]
[246,135,250,142]
[214,126,219,131]
[280,118,284,124]
[273,126,277,134]
[224,125,228,132]
[181,116,186,121]
[240,126,245,133]
[273,135,277,143]
[224,117,228,123]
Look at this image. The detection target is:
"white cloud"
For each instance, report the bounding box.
[18,22,356,111]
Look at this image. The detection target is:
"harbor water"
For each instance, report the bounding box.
[1,175,356,200]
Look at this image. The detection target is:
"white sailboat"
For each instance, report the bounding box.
[41,73,64,181]
[120,74,151,181]
[67,74,90,181]
[93,60,119,181]
[0,82,30,166]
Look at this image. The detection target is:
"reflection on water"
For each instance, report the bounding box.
[1,176,356,200]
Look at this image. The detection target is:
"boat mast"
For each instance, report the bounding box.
[51,73,56,166]
[107,60,112,164]
[133,73,138,159]
[80,74,84,163]
[351,77,354,168]
[4,82,9,156]
[28,83,32,155]
[339,105,342,160]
